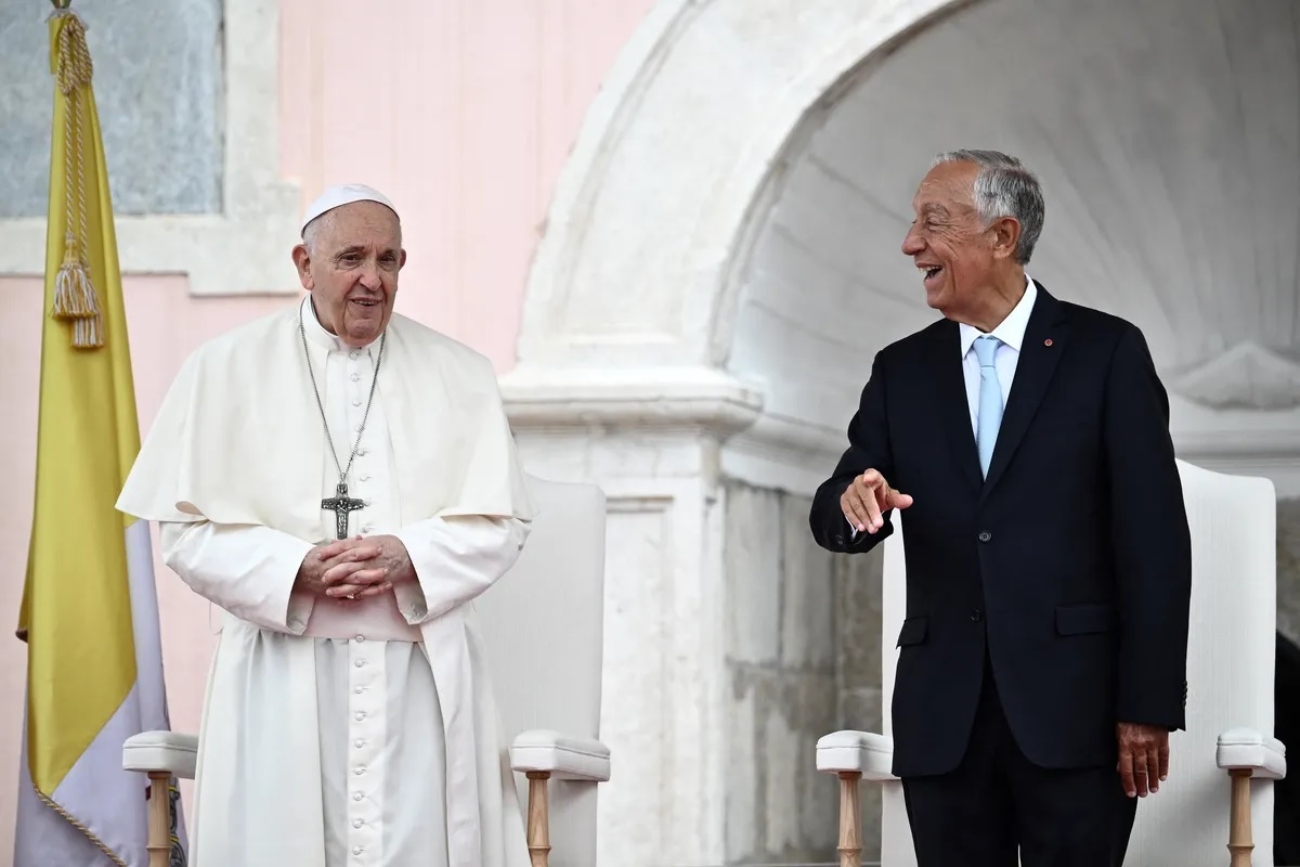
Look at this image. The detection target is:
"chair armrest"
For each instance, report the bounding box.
[1217,728,1287,780]
[816,730,897,781]
[509,729,610,782]
[122,731,199,780]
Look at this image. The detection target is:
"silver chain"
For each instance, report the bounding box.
[298,302,386,486]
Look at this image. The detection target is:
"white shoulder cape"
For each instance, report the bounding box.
[117,301,535,533]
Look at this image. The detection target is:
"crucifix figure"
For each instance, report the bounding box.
[321,481,366,540]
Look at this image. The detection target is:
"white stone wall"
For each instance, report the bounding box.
[724,484,837,863]
[506,0,1300,862]
[723,480,886,864]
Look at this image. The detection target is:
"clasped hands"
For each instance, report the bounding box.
[843,469,1172,798]
[296,534,415,601]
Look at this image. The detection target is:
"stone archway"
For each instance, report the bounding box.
[502,0,1300,863]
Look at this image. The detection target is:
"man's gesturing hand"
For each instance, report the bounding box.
[841,469,913,534]
[1117,722,1170,798]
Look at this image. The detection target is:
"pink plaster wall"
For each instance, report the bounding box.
[0,0,657,853]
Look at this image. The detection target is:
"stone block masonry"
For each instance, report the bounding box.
[723,480,884,864]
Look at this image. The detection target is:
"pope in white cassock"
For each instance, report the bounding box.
[117,184,536,867]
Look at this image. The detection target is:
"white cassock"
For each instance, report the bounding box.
[117,297,536,867]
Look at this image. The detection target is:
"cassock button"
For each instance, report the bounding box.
[354,686,365,695]
[354,739,365,748]
[353,792,364,802]
[978,531,992,543]
[351,373,360,382]
[354,659,366,668]
[353,819,364,829]
[354,766,366,775]
[355,634,366,643]
[352,398,362,407]
[355,711,366,721]
[349,351,359,360]
[353,846,363,855]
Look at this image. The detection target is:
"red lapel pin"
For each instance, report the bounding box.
[1044,338,1054,347]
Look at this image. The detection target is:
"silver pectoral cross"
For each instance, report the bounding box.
[321,481,366,540]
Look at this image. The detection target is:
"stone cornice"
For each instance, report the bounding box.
[500,365,1300,498]
[500,365,764,437]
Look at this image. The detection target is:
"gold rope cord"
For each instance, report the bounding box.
[50,11,103,349]
[35,789,127,867]
[35,779,186,866]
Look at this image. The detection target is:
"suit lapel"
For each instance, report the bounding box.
[928,321,983,493]
[981,285,1069,499]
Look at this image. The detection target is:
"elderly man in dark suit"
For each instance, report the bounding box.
[809,149,1192,866]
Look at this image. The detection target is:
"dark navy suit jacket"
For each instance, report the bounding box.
[809,284,1192,777]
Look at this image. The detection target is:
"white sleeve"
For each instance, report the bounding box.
[392,516,530,625]
[160,521,316,634]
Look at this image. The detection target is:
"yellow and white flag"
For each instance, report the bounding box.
[15,8,186,866]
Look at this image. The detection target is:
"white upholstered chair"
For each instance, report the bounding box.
[122,474,611,867]
[816,459,1287,866]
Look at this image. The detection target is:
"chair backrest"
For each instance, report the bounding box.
[1128,461,1277,864]
[878,459,1278,866]
[471,474,607,867]
[880,517,917,866]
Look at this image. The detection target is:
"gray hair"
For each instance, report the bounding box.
[300,206,403,255]
[932,149,1044,264]
[301,211,332,254]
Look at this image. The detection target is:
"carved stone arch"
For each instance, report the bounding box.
[507,0,968,372]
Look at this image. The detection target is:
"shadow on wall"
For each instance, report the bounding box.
[1276,632,1300,864]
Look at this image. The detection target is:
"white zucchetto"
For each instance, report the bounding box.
[300,183,399,234]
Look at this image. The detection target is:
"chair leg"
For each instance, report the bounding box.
[526,771,551,867]
[1228,768,1254,867]
[837,771,862,867]
[146,772,171,867]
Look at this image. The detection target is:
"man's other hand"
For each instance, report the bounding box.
[320,534,415,599]
[296,538,390,600]
[1116,722,1170,798]
[841,469,913,534]
[296,535,407,601]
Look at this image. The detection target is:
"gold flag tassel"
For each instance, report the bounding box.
[50,10,102,349]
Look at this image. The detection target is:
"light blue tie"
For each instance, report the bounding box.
[974,335,1003,478]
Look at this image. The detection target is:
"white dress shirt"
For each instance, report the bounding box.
[958,275,1037,434]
